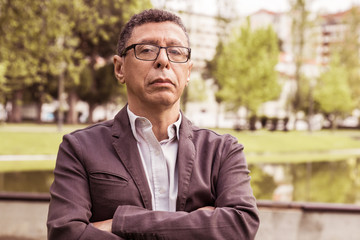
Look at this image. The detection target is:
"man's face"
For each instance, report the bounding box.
[114,21,192,112]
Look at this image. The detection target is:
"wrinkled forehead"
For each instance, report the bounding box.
[128,22,189,47]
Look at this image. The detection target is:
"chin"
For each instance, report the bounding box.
[152,97,179,108]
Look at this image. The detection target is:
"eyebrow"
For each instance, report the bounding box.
[137,39,186,46]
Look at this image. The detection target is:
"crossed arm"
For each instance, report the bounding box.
[92,206,215,232]
[47,133,259,240]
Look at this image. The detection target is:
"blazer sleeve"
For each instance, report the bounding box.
[47,134,123,240]
[111,136,260,240]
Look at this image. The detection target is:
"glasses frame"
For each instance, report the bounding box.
[121,43,191,63]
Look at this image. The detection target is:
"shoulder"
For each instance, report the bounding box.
[193,126,242,148]
[65,119,115,142]
[181,117,243,151]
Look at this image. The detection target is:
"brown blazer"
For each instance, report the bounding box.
[47,106,259,240]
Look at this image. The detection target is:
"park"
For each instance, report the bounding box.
[1,0,360,239]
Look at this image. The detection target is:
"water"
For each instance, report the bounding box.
[0,171,53,193]
[1,158,359,205]
[249,157,360,204]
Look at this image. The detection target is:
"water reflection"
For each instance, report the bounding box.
[1,159,359,205]
[250,158,360,204]
[0,171,53,193]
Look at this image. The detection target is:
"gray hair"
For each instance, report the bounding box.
[117,9,189,55]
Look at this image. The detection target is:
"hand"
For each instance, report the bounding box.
[92,219,113,232]
[198,206,215,211]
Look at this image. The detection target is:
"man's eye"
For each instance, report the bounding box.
[138,46,156,54]
[168,48,183,55]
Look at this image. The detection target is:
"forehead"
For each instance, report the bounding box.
[128,21,188,46]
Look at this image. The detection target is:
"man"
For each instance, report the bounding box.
[47,9,259,240]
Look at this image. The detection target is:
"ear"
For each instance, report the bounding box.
[186,61,193,86]
[114,55,125,84]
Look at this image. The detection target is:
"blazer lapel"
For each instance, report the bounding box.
[111,106,153,210]
[176,116,196,211]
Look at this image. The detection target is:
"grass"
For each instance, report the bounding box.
[0,123,86,155]
[211,129,360,163]
[0,123,86,172]
[0,160,56,172]
[0,123,360,171]
[214,129,360,152]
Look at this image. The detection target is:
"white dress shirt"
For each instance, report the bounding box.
[127,107,181,212]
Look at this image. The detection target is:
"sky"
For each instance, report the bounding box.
[153,0,360,16]
[234,0,360,15]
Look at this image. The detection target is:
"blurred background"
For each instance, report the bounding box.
[1,0,360,239]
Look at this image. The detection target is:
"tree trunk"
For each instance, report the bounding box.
[36,100,42,123]
[249,115,257,131]
[66,90,78,124]
[215,101,221,128]
[331,115,338,131]
[88,102,96,123]
[57,70,65,132]
[9,90,23,123]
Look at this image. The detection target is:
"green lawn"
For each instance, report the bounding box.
[215,129,360,163]
[0,123,86,155]
[1,123,360,172]
[0,123,85,172]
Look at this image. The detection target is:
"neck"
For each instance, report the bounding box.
[129,102,180,141]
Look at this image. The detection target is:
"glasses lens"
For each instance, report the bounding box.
[134,44,190,63]
[167,47,189,63]
[135,44,159,60]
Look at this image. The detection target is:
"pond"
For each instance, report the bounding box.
[249,157,360,204]
[0,158,359,205]
[0,170,53,193]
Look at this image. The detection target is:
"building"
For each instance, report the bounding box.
[317,8,358,65]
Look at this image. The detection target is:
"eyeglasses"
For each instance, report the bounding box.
[121,43,191,63]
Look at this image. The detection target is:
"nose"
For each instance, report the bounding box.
[154,48,170,69]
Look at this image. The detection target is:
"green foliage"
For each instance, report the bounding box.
[69,0,151,58]
[203,41,225,103]
[0,0,151,122]
[0,0,80,82]
[214,20,281,114]
[0,62,8,103]
[288,0,311,113]
[186,78,208,102]
[337,7,360,109]
[314,54,354,116]
[66,0,151,122]
[0,0,85,121]
[78,63,127,105]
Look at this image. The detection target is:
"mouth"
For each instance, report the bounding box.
[150,78,175,87]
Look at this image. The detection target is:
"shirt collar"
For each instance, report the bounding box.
[127,106,181,142]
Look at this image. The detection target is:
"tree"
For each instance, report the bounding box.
[78,63,126,123]
[182,77,208,111]
[65,0,151,123]
[313,54,354,129]
[203,41,226,127]
[0,61,8,104]
[201,0,236,128]
[338,7,360,110]
[214,20,281,128]
[0,0,82,122]
[0,0,151,123]
[288,0,311,128]
[319,6,360,129]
